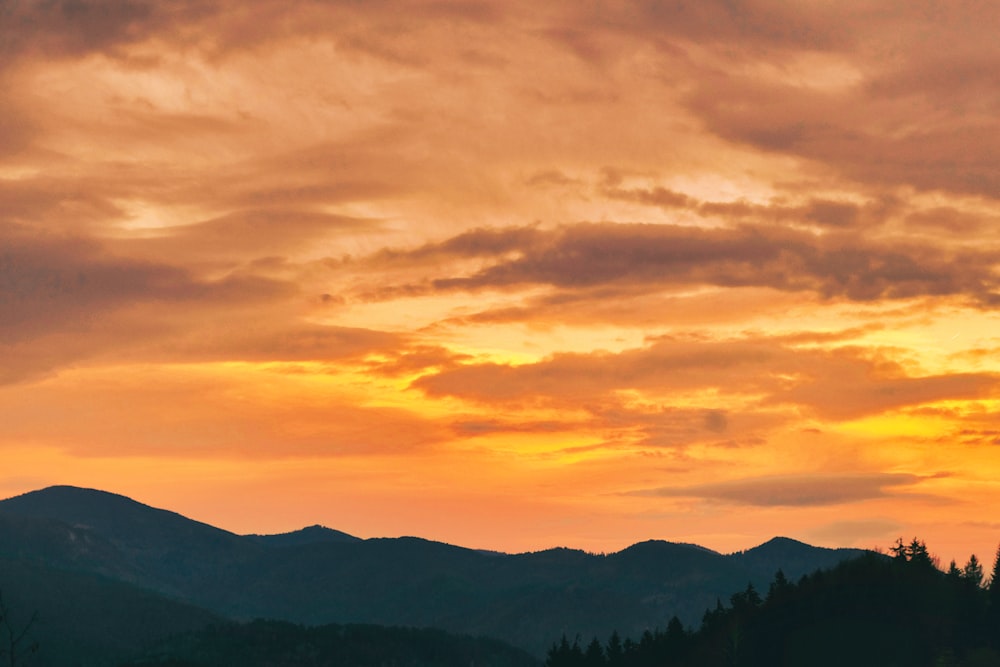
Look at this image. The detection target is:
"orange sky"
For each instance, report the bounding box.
[1,0,999,567]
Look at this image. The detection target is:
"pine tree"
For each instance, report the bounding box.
[963,554,984,588]
[605,631,623,667]
[907,537,934,568]
[890,537,909,562]
[989,544,1000,595]
[584,637,605,667]
[987,543,1000,647]
[767,569,792,603]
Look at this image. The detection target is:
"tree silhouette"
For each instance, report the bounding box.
[0,590,38,667]
[964,554,985,588]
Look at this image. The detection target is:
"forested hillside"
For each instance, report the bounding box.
[546,539,1000,667]
[119,620,540,667]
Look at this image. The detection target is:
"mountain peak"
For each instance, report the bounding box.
[0,485,158,525]
[748,536,813,551]
[0,484,242,547]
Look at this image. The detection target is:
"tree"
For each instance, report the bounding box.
[605,631,623,666]
[0,590,38,667]
[907,537,935,568]
[890,537,909,562]
[583,637,605,667]
[988,544,1000,596]
[767,569,792,603]
[964,555,985,588]
[988,544,1000,647]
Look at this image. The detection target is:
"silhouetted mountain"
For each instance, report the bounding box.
[0,486,259,598]
[245,524,360,547]
[732,536,865,580]
[0,486,870,658]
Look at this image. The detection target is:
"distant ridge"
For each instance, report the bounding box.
[0,485,873,657]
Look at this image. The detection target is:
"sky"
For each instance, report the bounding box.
[1,0,999,566]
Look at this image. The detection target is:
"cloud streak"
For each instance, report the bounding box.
[626,472,929,507]
[364,223,1000,307]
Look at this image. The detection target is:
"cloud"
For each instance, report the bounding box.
[148,324,407,365]
[438,285,810,329]
[555,0,850,55]
[0,0,214,63]
[601,182,865,229]
[674,6,1000,200]
[124,209,380,264]
[806,518,905,545]
[366,223,999,306]
[0,366,450,458]
[0,228,294,343]
[413,335,998,421]
[626,472,927,507]
[365,345,470,377]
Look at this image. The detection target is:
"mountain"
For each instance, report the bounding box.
[0,485,262,599]
[0,486,870,658]
[245,524,361,547]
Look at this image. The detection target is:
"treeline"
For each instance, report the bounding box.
[547,539,1000,667]
[120,619,540,667]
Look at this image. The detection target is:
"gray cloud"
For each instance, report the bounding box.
[370,223,999,305]
[0,0,215,63]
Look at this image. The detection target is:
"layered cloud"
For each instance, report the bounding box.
[364,222,1000,307]
[413,335,998,421]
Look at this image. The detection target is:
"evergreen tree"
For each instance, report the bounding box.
[907,537,934,568]
[890,537,909,562]
[767,569,792,603]
[988,544,1000,649]
[605,631,623,666]
[964,555,985,588]
[583,637,605,667]
[547,635,575,667]
[989,544,1000,596]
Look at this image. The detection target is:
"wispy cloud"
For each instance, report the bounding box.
[626,473,930,507]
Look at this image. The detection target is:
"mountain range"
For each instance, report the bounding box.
[0,486,870,662]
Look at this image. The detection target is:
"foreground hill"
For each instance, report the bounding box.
[123,619,539,667]
[0,557,223,666]
[0,486,868,656]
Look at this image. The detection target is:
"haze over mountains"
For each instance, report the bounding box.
[0,486,869,662]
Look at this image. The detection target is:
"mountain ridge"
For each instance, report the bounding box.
[0,485,861,557]
[0,485,873,656]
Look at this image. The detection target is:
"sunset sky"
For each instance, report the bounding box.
[2,0,1000,565]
